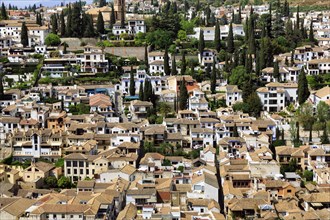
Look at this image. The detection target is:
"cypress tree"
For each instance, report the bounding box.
[51,14,58,34]
[272,8,285,38]
[181,51,186,75]
[309,21,315,42]
[196,0,200,12]
[301,19,307,39]
[255,51,261,76]
[71,2,82,37]
[227,22,234,53]
[110,3,115,29]
[164,47,170,75]
[139,82,144,101]
[242,76,253,102]
[84,14,95,37]
[99,0,107,7]
[179,78,188,110]
[283,0,290,17]
[63,42,67,54]
[297,68,310,105]
[96,11,105,34]
[171,56,177,75]
[238,5,242,24]
[21,22,29,47]
[1,3,8,20]
[295,6,300,31]
[129,67,135,96]
[273,61,280,82]
[145,44,149,68]
[214,20,221,52]
[233,123,239,137]
[211,60,216,94]
[60,11,66,36]
[66,5,72,37]
[248,13,256,55]
[321,125,330,144]
[291,50,295,67]
[198,30,205,56]
[246,54,253,73]
[190,61,195,77]
[120,2,125,28]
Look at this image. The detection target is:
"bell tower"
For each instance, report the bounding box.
[114,0,125,21]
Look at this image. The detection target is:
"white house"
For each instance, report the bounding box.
[225,85,242,106]
[309,85,330,107]
[257,82,298,112]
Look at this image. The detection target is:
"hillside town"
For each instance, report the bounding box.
[0,0,329,219]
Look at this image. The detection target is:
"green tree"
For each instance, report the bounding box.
[45,33,61,46]
[242,77,253,102]
[158,102,172,117]
[60,11,66,36]
[297,68,310,105]
[164,47,170,75]
[20,22,29,47]
[146,30,172,49]
[69,103,90,115]
[57,176,72,188]
[129,68,135,96]
[96,11,105,34]
[84,14,95,37]
[198,30,205,55]
[171,55,177,75]
[71,2,82,37]
[246,92,262,117]
[179,78,188,110]
[214,20,221,52]
[296,103,315,142]
[227,22,234,53]
[44,176,58,188]
[303,170,313,182]
[229,66,248,89]
[316,101,330,123]
[211,61,217,94]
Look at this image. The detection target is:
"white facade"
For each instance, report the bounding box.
[257,83,298,112]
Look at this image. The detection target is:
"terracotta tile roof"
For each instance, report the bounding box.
[89,93,112,107]
[116,202,137,220]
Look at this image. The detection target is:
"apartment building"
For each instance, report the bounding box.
[225,85,242,106]
[306,58,330,75]
[0,20,49,47]
[77,46,109,73]
[257,82,298,112]
[12,129,63,162]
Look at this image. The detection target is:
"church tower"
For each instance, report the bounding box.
[114,0,125,21]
